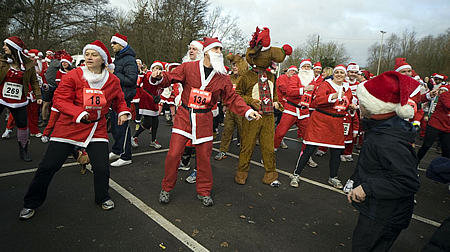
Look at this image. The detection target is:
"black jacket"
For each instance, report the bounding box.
[353,116,420,229]
[113,45,138,102]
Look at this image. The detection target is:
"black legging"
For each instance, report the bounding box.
[1,104,27,128]
[133,115,159,141]
[294,145,343,178]
[417,124,450,163]
[23,141,111,209]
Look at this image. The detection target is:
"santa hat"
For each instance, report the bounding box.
[356,71,421,119]
[347,62,359,72]
[313,62,322,69]
[83,40,115,70]
[299,59,312,69]
[224,66,230,73]
[110,33,128,47]
[37,51,43,57]
[60,55,73,65]
[361,70,371,80]
[203,37,222,52]
[433,73,444,80]
[162,62,169,71]
[394,58,411,72]
[46,50,55,55]
[28,49,40,59]
[249,27,271,51]
[190,40,204,51]
[167,63,180,72]
[150,61,164,70]
[287,65,298,72]
[4,36,27,70]
[439,84,449,92]
[333,64,347,74]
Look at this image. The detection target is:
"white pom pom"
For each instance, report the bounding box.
[395,105,414,119]
[6,58,13,63]
[107,63,115,71]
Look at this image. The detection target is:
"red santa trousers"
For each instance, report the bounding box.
[274,114,309,149]
[162,133,213,196]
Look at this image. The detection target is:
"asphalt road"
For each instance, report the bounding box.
[0,110,448,252]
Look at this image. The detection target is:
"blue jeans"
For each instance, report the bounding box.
[110,103,132,161]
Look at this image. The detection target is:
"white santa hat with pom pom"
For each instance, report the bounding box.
[356,71,421,119]
[83,40,115,70]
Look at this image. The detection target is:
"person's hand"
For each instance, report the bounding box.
[347,185,366,203]
[349,103,357,110]
[249,111,262,120]
[353,133,358,138]
[36,99,42,105]
[331,92,339,100]
[304,85,314,92]
[151,69,163,79]
[273,102,279,110]
[430,89,439,98]
[251,99,261,110]
[424,116,429,122]
[82,114,89,120]
[107,68,114,74]
[118,114,128,125]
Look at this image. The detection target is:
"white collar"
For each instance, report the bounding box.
[81,66,109,89]
[326,79,348,92]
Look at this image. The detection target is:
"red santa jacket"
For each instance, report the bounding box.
[275,74,289,106]
[285,74,315,119]
[50,67,131,147]
[343,110,360,143]
[151,60,253,144]
[314,74,323,83]
[304,79,353,148]
[428,91,450,132]
[140,70,161,116]
[55,69,67,86]
[132,73,144,103]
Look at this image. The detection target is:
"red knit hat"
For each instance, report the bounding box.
[60,55,73,65]
[299,59,312,69]
[347,62,359,72]
[394,58,411,72]
[333,64,347,74]
[110,33,128,47]
[203,37,222,52]
[83,40,115,70]
[287,65,299,72]
[356,71,421,119]
[313,62,322,69]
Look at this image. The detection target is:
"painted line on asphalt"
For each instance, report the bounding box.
[216,148,441,228]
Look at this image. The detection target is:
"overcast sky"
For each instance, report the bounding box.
[110,0,450,66]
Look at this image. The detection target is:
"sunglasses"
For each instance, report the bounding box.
[111,42,118,45]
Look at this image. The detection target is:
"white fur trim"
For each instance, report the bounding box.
[83,44,109,67]
[203,42,222,52]
[150,62,163,70]
[328,94,337,103]
[334,66,347,74]
[299,87,304,96]
[313,66,322,69]
[299,61,312,69]
[245,109,256,121]
[4,39,23,51]
[287,66,298,72]
[60,59,71,65]
[111,36,128,47]
[395,105,414,119]
[118,111,132,120]
[76,111,89,123]
[434,74,444,80]
[356,82,399,115]
[395,64,411,72]
[440,86,449,91]
[409,84,421,98]
[190,41,204,51]
[347,64,359,72]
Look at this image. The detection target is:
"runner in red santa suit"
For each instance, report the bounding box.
[151,37,261,207]
[274,59,318,167]
[1,36,42,162]
[313,62,323,83]
[131,61,164,149]
[345,63,360,95]
[290,64,355,189]
[19,40,131,220]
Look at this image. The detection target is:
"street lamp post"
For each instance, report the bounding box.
[376,31,386,76]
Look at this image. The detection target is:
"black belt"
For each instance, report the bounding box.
[287,101,308,110]
[181,103,211,113]
[81,117,103,124]
[315,108,345,118]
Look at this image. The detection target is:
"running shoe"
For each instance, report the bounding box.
[214,151,227,160]
[150,140,162,149]
[290,174,300,188]
[186,169,197,184]
[131,137,139,148]
[328,177,343,189]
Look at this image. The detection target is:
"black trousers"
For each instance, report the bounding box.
[23,141,111,209]
[294,145,342,178]
[352,213,402,252]
[0,104,27,128]
[417,124,450,163]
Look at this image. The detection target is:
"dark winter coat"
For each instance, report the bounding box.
[45,59,61,87]
[353,116,420,229]
[113,45,138,102]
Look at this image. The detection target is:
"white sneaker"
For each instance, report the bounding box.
[328,177,343,189]
[280,139,288,149]
[41,136,49,143]
[109,152,120,161]
[270,180,281,187]
[340,155,347,162]
[307,157,318,168]
[30,132,43,138]
[110,158,132,167]
[343,179,354,193]
[290,174,300,188]
[2,129,12,139]
[150,140,162,149]
[316,150,325,156]
[345,155,354,162]
[131,137,139,148]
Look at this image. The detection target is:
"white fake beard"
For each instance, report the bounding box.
[208,51,227,75]
[298,69,314,86]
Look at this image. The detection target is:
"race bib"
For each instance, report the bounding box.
[188,88,211,109]
[300,92,312,107]
[2,82,23,100]
[333,96,349,111]
[83,88,106,110]
[343,123,350,136]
